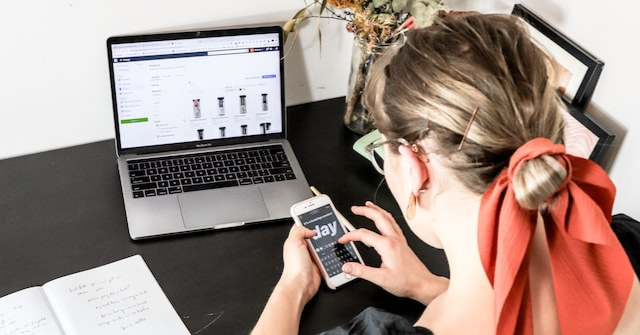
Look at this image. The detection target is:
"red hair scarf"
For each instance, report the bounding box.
[479,138,633,334]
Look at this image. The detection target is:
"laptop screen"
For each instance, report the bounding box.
[107,27,285,153]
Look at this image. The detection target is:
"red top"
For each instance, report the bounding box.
[478,138,633,334]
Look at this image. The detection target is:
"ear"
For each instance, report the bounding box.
[398,145,429,194]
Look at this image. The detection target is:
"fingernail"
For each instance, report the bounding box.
[343,264,352,273]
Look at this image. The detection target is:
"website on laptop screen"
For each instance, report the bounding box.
[110,32,283,150]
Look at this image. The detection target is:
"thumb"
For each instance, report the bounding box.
[342,262,380,284]
[290,225,316,239]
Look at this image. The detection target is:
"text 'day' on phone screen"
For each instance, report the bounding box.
[298,204,360,277]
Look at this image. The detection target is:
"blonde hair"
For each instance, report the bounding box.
[364,13,567,210]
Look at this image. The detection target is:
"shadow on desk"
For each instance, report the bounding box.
[0,97,448,334]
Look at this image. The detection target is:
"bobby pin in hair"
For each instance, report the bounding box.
[458,107,479,151]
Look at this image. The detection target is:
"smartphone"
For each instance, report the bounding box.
[290,194,364,289]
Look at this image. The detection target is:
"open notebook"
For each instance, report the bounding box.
[0,255,189,335]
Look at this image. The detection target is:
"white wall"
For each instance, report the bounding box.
[0,0,351,159]
[1,0,638,218]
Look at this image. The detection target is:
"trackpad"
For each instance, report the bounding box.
[178,187,269,229]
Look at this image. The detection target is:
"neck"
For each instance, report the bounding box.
[416,185,483,276]
[410,157,484,277]
[433,191,482,254]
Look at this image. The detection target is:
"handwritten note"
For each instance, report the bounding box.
[0,288,64,335]
[60,275,153,331]
[43,255,189,335]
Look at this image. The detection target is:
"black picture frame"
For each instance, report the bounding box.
[562,100,615,166]
[512,3,604,110]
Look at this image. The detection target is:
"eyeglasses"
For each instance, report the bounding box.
[364,137,412,175]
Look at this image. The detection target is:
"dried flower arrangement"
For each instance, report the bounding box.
[284,0,449,47]
[284,0,451,133]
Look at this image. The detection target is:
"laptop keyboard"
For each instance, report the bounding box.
[127,145,296,198]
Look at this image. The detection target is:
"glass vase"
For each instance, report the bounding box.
[344,36,404,134]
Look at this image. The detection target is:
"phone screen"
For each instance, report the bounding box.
[297,204,361,277]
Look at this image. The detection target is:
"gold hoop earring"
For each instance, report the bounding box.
[407,193,417,220]
[407,189,427,221]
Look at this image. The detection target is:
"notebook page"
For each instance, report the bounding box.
[0,287,65,335]
[42,255,189,335]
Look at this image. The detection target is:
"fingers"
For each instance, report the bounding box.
[351,201,403,236]
[284,225,316,254]
[288,224,317,240]
[338,228,385,248]
[342,262,385,287]
[284,225,319,269]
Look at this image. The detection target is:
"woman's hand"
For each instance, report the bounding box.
[279,224,322,304]
[339,201,449,305]
[251,225,321,335]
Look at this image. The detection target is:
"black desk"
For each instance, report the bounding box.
[0,97,448,334]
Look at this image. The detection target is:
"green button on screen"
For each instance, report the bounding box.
[120,118,149,124]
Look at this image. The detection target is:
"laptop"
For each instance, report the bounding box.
[106,25,312,240]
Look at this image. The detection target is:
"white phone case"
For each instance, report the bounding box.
[290,194,364,289]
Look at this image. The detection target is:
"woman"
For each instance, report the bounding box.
[252,13,640,334]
